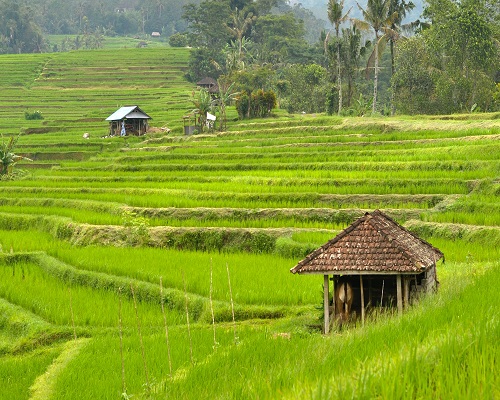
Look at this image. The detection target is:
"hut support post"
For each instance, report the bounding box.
[360,275,365,326]
[396,274,403,315]
[403,277,410,307]
[323,274,329,334]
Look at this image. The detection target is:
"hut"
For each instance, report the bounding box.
[106,106,151,136]
[196,77,219,95]
[290,210,444,334]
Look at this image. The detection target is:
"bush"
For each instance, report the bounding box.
[236,89,277,119]
[168,33,188,47]
[24,110,43,120]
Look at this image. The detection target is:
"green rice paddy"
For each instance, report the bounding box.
[0,47,499,399]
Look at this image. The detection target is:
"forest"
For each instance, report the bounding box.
[0,0,499,115]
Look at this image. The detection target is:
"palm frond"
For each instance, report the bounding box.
[365,35,389,78]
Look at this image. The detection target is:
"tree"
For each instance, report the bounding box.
[252,13,310,65]
[185,47,225,83]
[0,1,46,53]
[391,36,435,114]
[391,0,498,114]
[339,25,365,109]
[190,88,213,132]
[183,1,232,49]
[280,64,328,113]
[354,0,398,113]
[326,0,351,115]
[423,0,497,112]
[225,8,256,66]
[0,134,31,176]
[388,0,415,114]
[213,81,239,131]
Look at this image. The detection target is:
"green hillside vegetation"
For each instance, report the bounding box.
[0,48,499,399]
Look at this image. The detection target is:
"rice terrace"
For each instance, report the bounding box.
[0,46,499,399]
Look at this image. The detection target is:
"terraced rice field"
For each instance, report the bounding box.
[0,48,499,399]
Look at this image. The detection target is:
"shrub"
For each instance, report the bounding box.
[236,89,277,119]
[168,33,188,47]
[24,110,43,120]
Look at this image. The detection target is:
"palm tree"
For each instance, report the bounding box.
[225,8,256,67]
[354,0,398,113]
[326,0,351,115]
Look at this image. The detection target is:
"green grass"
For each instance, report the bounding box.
[0,47,498,399]
[0,259,185,328]
[0,347,62,400]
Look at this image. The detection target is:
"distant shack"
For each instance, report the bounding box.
[291,210,444,334]
[197,77,219,95]
[106,106,151,136]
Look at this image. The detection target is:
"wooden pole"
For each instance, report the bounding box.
[323,274,329,334]
[331,277,335,320]
[403,277,410,308]
[359,275,365,326]
[396,275,403,315]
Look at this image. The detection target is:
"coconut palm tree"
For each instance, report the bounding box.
[326,0,351,115]
[354,0,398,113]
[225,8,256,67]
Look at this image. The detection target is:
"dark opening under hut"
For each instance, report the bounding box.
[290,210,444,334]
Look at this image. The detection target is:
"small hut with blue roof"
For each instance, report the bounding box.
[106,106,151,136]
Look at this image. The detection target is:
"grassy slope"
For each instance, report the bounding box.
[0,48,498,399]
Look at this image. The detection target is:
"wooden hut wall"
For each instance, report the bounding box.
[332,271,434,320]
[422,264,438,292]
[109,119,148,136]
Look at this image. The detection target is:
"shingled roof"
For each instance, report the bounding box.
[291,210,443,275]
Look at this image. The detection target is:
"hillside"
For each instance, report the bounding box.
[0,48,499,399]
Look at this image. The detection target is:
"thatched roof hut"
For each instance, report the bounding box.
[196,77,219,94]
[291,210,444,333]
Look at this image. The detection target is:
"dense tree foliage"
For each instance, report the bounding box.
[183,0,327,119]
[0,0,198,41]
[393,0,499,114]
[0,0,497,116]
[0,1,46,53]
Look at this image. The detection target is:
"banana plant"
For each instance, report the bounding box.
[0,134,31,176]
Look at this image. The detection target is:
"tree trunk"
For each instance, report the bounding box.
[373,34,379,114]
[390,39,395,116]
[337,44,342,115]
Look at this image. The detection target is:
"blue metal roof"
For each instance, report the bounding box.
[105,106,151,121]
